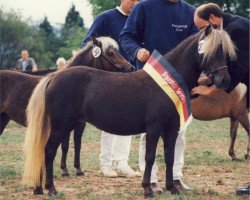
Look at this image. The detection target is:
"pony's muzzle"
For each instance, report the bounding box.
[123,63,135,72]
[213,70,231,90]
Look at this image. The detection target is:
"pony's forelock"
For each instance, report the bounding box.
[96,36,119,52]
[201,29,237,61]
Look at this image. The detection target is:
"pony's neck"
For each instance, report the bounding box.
[68,47,95,67]
[164,35,201,91]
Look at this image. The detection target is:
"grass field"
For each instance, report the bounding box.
[0,119,249,200]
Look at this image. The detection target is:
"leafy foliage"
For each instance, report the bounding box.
[88,0,249,18]
[88,0,119,17]
[186,0,249,17]
[59,5,87,59]
[0,5,86,70]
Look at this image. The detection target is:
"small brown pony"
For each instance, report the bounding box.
[192,82,249,160]
[23,27,236,197]
[0,36,134,175]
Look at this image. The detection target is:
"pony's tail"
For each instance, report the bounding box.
[22,74,54,186]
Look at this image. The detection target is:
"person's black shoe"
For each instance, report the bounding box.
[236,185,250,196]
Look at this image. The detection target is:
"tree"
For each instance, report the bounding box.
[39,17,64,67]
[88,0,119,17]
[39,17,53,36]
[59,4,86,59]
[88,0,249,18]
[65,4,84,28]
[62,4,85,38]
[186,0,249,18]
[0,9,49,69]
[58,27,86,59]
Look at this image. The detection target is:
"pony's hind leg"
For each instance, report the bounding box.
[60,132,71,176]
[74,122,85,176]
[0,113,10,134]
[229,117,239,160]
[33,172,44,195]
[237,112,250,160]
[142,127,161,198]
[45,128,67,196]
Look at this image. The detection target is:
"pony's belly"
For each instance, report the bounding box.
[86,117,146,135]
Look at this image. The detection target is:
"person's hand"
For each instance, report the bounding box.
[32,67,38,72]
[191,85,219,96]
[137,48,150,62]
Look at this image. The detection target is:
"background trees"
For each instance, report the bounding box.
[0,1,248,69]
[87,0,249,18]
[0,5,86,70]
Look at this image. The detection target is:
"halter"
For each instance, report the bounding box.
[207,65,228,78]
[93,45,133,72]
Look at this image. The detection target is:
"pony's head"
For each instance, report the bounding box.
[68,37,135,72]
[197,25,236,89]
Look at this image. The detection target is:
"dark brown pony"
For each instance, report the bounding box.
[23,27,236,197]
[0,36,134,175]
[192,82,249,160]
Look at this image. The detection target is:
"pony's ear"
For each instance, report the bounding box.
[91,37,102,48]
[204,25,212,36]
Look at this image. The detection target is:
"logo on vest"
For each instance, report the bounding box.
[172,24,188,32]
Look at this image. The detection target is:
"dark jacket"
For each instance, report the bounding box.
[223,13,249,93]
[16,58,37,71]
[81,8,133,63]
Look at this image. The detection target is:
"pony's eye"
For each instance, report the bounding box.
[107,51,114,56]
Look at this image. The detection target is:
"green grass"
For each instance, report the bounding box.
[0,119,249,200]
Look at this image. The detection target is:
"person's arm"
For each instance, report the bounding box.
[31,58,38,72]
[16,59,21,70]
[81,14,107,47]
[120,4,147,61]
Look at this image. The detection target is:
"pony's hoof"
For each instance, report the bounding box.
[244,154,250,161]
[230,154,237,160]
[62,172,70,177]
[33,186,43,195]
[166,185,180,195]
[144,191,155,198]
[48,188,57,196]
[143,186,155,198]
[76,171,84,176]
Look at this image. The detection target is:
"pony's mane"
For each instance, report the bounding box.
[96,36,119,51]
[201,28,237,61]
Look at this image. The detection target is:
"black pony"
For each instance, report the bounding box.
[23,27,236,197]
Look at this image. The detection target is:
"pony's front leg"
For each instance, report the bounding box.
[60,132,71,176]
[142,128,161,198]
[45,130,63,196]
[162,129,180,194]
[74,122,85,176]
[229,117,239,160]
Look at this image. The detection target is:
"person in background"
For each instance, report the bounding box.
[120,0,199,192]
[56,57,67,70]
[81,0,141,178]
[16,50,38,72]
[192,3,249,196]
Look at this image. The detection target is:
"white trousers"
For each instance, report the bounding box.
[139,130,186,183]
[99,131,132,168]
